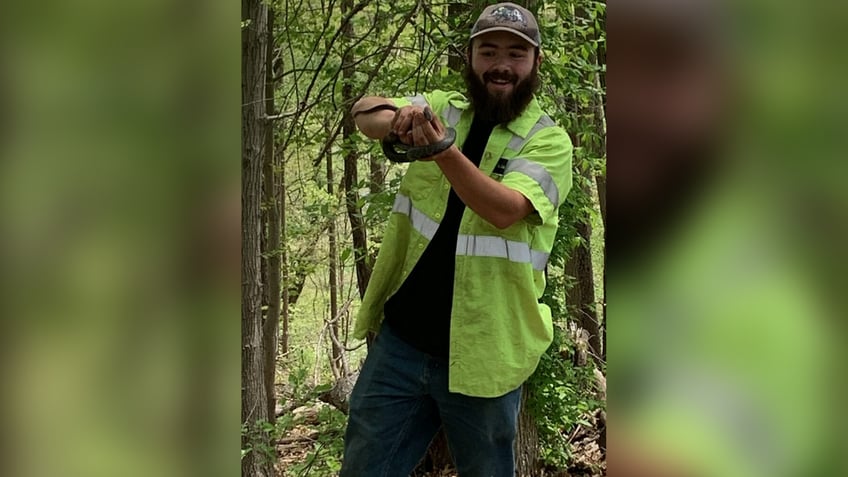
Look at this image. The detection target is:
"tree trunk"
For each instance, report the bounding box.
[592,65,607,362]
[565,203,601,362]
[564,1,604,364]
[286,264,308,308]
[280,145,289,356]
[595,175,606,228]
[369,155,385,195]
[515,386,541,477]
[564,127,601,359]
[341,0,372,300]
[261,8,280,424]
[242,0,272,474]
[326,133,343,379]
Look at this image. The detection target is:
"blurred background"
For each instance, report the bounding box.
[607,0,846,475]
[0,1,239,476]
[0,0,845,476]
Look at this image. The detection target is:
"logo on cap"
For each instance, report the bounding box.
[491,6,525,25]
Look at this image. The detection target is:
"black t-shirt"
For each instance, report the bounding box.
[384,116,497,357]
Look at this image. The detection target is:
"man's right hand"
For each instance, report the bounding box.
[391,105,435,145]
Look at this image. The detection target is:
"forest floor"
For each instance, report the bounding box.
[275,398,605,477]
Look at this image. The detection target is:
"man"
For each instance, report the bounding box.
[341,3,572,475]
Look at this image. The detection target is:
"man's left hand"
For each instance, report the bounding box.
[410,109,448,161]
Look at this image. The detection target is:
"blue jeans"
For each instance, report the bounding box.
[341,323,522,477]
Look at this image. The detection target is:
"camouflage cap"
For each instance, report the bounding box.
[470,2,541,48]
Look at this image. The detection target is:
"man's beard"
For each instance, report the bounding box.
[464,62,539,124]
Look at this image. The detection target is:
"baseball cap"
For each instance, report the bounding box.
[470,2,541,48]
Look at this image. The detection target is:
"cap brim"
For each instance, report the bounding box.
[470,27,539,48]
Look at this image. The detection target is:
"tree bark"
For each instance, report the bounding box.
[564,0,604,364]
[341,0,372,300]
[326,127,343,379]
[565,195,601,362]
[280,146,289,356]
[592,63,607,362]
[515,386,541,477]
[261,8,281,424]
[565,126,601,362]
[369,155,385,196]
[242,0,272,475]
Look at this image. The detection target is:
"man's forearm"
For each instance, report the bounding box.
[351,96,395,139]
[433,146,533,229]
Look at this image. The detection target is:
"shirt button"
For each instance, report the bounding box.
[435,212,442,218]
[418,243,424,249]
[443,183,449,190]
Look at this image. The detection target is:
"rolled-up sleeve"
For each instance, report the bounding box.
[501,127,573,225]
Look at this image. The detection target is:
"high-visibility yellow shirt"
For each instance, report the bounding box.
[354,89,573,397]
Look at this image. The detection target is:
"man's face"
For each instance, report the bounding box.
[465,30,541,123]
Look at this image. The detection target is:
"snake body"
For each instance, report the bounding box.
[353,103,457,163]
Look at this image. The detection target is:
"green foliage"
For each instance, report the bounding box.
[525,201,604,468]
[284,406,348,477]
[264,350,349,475]
[527,346,602,468]
[242,417,288,466]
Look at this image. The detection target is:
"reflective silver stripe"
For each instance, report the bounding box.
[406,94,428,107]
[445,104,463,127]
[530,250,550,270]
[507,115,556,152]
[392,193,439,240]
[393,193,551,270]
[504,158,559,206]
[456,234,550,271]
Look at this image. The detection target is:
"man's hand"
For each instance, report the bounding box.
[390,106,445,149]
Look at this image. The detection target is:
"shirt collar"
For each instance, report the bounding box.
[504,96,543,138]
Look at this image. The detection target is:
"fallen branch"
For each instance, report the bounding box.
[317,370,358,415]
[278,431,320,445]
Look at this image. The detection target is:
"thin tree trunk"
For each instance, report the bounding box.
[595,175,606,228]
[326,135,342,379]
[565,216,600,361]
[242,0,272,474]
[341,0,371,300]
[280,148,289,356]
[286,264,308,308]
[261,8,281,423]
[562,0,603,364]
[369,155,385,196]
[593,65,606,362]
[565,128,601,361]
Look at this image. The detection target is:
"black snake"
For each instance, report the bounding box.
[353,103,457,163]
